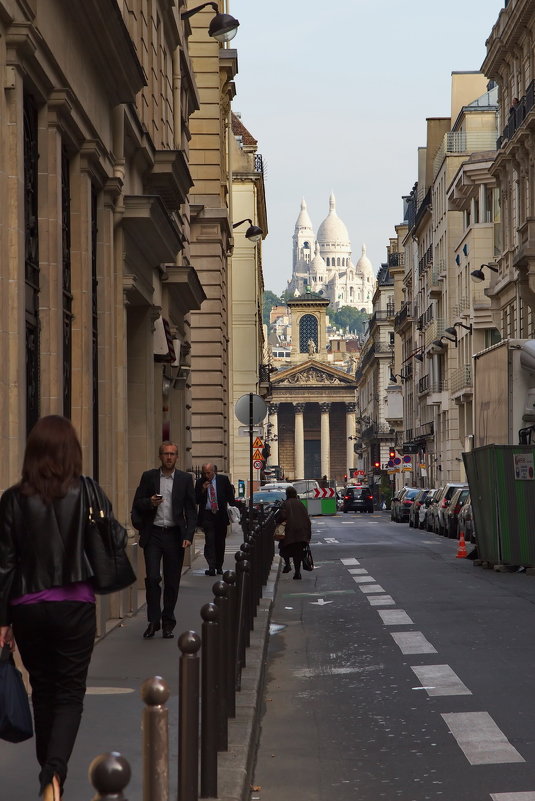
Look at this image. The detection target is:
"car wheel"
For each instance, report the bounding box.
[343,510,348,514]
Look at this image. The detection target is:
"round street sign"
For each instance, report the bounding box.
[402,455,412,463]
[253,459,263,470]
[387,460,394,468]
[235,393,268,425]
[393,457,401,465]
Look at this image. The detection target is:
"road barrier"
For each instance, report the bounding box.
[86,506,277,800]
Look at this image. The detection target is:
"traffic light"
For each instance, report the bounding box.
[344,474,347,482]
[373,460,381,470]
[389,448,396,460]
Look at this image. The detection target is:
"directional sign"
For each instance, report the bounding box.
[238,426,263,437]
[252,449,263,461]
[253,437,263,448]
[313,487,336,498]
[253,459,263,470]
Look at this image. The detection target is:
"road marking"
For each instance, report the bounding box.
[378,609,414,625]
[324,537,339,543]
[340,558,360,565]
[310,598,333,606]
[352,575,377,584]
[441,712,525,765]
[348,568,367,574]
[294,664,384,678]
[368,595,395,606]
[359,583,385,594]
[410,665,472,696]
[491,794,535,800]
[390,631,437,654]
[285,589,355,598]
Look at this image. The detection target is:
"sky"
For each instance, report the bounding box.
[228,0,505,295]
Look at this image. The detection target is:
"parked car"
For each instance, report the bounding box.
[391,487,408,521]
[251,489,286,518]
[433,482,468,536]
[445,487,470,538]
[391,487,419,522]
[408,489,430,528]
[457,497,475,543]
[342,485,374,513]
[419,489,439,530]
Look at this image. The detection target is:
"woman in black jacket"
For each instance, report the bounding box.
[277,486,312,579]
[0,416,99,801]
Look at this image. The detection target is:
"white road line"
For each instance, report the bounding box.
[390,631,437,654]
[352,575,377,584]
[491,794,535,800]
[324,537,339,543]
[410,665,472,696]
[359,583,385,594]
[348,568,367,574]
[340,558,360,565]
[368,595,395,606]
[441,712,525,765]
[378,609,414,625]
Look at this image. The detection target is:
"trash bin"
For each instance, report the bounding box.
[463,445,535,566]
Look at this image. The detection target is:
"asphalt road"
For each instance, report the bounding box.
[251,510,535,801]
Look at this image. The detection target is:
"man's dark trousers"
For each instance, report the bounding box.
[202,512,227,571]
[144,525,184,627]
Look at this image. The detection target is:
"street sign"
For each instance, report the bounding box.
[235,393,268,425]
[238,426,263,437]
[313,487,335,498]
[394,457,401,466]
[252,449,263,461]
[253,459,263,470]
[253,437,264,448]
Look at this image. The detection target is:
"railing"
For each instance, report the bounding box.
[403,362,413,380]
[433,130,498,177]
[388,252,405,268]
[418,376,449,395]
[415,421,434,439]
[497,79,535,149]
[362,421,393,440]
[82,508,278,801]
[394,302,414,331]
[450,364,473,394]
[452,297,470,318]
[368,309,394,329]
[424,318,446,347]
[254,153,264,175]
[418,374,429,394]
[417,304,434,331]
[418,244,433,275]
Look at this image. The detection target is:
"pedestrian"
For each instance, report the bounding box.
[131,441,196,639]
[277,486,311,580]
[0,415,104,801]
[195,463,236,576]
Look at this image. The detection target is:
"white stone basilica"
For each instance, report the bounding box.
[287,193,375,313]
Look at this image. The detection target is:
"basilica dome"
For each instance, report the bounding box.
[317,193,350,246]
[356,244,373,275]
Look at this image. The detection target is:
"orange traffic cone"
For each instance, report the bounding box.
[456,531,468,558]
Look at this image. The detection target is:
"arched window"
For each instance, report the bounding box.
[299,314,318,353]
[337,257,340,266]
[326,257,330,266]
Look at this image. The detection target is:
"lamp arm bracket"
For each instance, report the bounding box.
[181,1,218,20]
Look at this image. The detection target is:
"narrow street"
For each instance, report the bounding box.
[251,512,535,801]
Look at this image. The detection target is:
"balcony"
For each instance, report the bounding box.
[368,308,395,331]
[418,244,433,276]
[497,80,535,149]
[388,252,405,269]
[424,319,446,348]
[394,302,414,333]
[452,297,470,318]
[433,130,499,177]
[418,374,429,395]
[450,364,473,397]
[362,422,393,440]
[414,421,434,440]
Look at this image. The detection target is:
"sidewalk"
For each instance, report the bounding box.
[0,523,278,800]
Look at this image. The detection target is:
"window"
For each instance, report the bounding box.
[299,314,318,353]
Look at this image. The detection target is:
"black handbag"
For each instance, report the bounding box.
[82,476,136,595]
[0,645,33,743]
[302,543,314,572]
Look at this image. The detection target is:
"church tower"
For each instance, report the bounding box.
[292,198,315,272]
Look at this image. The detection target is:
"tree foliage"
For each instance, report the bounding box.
[262,290,284,325]
[327,306,368,334]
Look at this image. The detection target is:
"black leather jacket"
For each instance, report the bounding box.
[0,482,93,625]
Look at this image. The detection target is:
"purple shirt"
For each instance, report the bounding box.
[10,581,95,606]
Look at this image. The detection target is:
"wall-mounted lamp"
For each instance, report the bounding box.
[389,372,405,383]
[470,262,498,283]
[445,322,472,338]
[432,334,456,349]
[414,352,425,362]
[181,2,240,42]
[232,218,263,242]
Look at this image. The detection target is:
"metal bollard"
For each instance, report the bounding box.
[89,752,131,801]
[141,676,170,801]
[223,570,237,718]
[200,603,219,799]
[235,558,251,691]
[241,541,255,628]
[213,579,229,751]
[178,631,201,801]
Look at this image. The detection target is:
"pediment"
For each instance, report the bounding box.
[272,359,356,387]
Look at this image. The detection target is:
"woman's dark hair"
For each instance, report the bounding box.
[286,486,298,499]
[19,415,83,503]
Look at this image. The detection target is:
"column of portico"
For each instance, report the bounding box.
[320,403,331,479]
[268,403,279,467]
[294,403,305,480]
[346,402,356,475]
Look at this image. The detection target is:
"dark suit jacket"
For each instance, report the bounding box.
[194,473,235,529]
[131,468,197,548]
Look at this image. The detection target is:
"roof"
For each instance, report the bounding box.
[231,112,258,146]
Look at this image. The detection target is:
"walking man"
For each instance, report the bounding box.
[195,463,236,576]
[132,441,197,639]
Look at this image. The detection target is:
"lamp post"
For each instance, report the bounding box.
[232,218,263,242]
[470,262,498,283]
[181,2,240,42]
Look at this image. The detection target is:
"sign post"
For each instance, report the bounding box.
[235,393,268,530]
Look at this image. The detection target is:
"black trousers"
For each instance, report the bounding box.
[201,513,227,570]
[11,600,96,790]
[143,526,185,626]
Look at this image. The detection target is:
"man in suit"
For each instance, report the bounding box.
[132,441,197,639]
[195,463,236,576]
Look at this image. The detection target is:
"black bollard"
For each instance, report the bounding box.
[213,580,229,751]
[178,631,201,801]
[241,541,255,628]
[235,558,251,691]
[223,570,237,717]
[141,676,170,801]
[89,752,131,801]
[200,603,219,799]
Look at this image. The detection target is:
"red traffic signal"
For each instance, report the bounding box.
[389,448,395,460]
[373,461,381,469]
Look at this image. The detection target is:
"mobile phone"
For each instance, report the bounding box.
[155,494,163,500]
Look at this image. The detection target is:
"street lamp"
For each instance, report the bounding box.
[432,334,456,349]
[232,218,263,243]
[445,322,472,338]
[181,2,240,42]
[470,262,498,283]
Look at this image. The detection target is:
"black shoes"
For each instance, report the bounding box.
[293,572,302,580]
[143,622,160,639]
[205,569,216,576]
[282,563,292,573]
[162,625,174,639]
[216,568,223,575]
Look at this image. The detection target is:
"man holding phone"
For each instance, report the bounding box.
[131,442,197,639]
